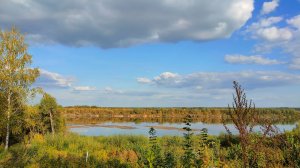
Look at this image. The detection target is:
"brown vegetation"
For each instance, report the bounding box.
[63,106,300,124]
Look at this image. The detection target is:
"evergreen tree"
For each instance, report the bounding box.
[163,151,176,168]
[182,114,195,168]
[196,128,208,166]
[148,127,163,168]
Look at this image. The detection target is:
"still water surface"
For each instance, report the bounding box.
[68,121,298,136]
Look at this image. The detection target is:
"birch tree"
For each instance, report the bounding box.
[39,93,60,135]
[0,27,39,150]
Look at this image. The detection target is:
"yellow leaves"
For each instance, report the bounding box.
[93,150,109,161]
[68,143,78,152]
[25,163,40,168]
[108,149,139,164]
[121,150,139,163]
[45,148,68,159]
[0,151,13,165]
[32,134,45,144]
[202,147,211,166]
[0,27,39,87]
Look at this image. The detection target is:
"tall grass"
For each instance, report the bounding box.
[0,125,300,167]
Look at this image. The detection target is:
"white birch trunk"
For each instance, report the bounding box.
[50,110,55,135]
[5,91,11,151]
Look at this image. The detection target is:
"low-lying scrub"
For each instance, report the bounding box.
[0,126,299,168]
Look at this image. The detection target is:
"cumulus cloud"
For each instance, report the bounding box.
[287,15,300,29]
[256,27,292,41]
[154,72,179,80]
[138,71,300,89]
[261,0,279,15]
[247,17,293,42]
[137,77,152,84]
[248,15,300,69]
[225,54,283,65]
[73,86,96,91]
[35,69,74,89]
[253,17,283,28]
[0,0,253,48]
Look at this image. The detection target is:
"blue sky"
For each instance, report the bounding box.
[1,0,300,107]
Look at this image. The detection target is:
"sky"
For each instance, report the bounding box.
[1,0,300,107]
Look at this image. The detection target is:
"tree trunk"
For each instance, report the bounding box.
[5,118,10,150]
[49,110,55,135]
[5,91,11,151]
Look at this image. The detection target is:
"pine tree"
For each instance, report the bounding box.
[196,128,208,166]
[163,151,176,168]
[182,114,195,168]
[148,127,163,168]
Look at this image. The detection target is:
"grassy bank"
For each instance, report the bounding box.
[1,125,300,167]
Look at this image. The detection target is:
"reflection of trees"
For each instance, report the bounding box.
[63,107,300,124]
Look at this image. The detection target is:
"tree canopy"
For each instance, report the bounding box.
[0,27,39,150]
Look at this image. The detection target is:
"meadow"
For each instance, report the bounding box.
[1,123,300,167]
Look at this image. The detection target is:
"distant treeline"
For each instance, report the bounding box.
[63,106,300,124]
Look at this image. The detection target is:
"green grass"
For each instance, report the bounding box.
[0,128,300,167]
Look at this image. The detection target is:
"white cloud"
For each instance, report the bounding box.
[138,71,300,89]
[154,72,179,80]
[248,15,300,69]
[0,0,254,48]
[256,26,292,41]
[261,0,279,15]
[249,17,282,29]
[287,15,300,29]
[225,54,283,65]
[35,69,74,89]
[104,87,123,94]
[247,16,293,42]
[152,72,182,87]
[137,77,152,84]
[73,86,96,91]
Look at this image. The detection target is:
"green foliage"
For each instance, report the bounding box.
[38,93,65,134]
[163,151,176,168]
[0,134,147,167]
[0,130,300,167]
[196,128,208,167]
[182,114,195,168]
[0,27,40,149]
[282,131,300,167]
[147,127,163,168]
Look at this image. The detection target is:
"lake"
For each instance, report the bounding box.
[68,121,298,136]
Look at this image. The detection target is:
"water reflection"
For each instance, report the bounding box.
[68,121,298,136]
